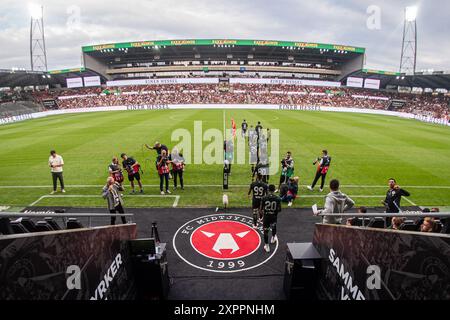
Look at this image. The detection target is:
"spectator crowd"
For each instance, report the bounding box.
[29,83,450,121]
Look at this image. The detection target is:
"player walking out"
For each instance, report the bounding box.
[307,150,331,192]
[102,177,126,225]
[248,173,268,228]
[120,153,143,194]
[255,121,263,137]
[48,150,65,194]
[156,150,171,195]
[241,120,248,137]
[108,157,124,184]
[261,184,282,253]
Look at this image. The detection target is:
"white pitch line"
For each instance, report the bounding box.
[29,194,181,208]
[2,184,450,189]
[403,197,418,207]
[299,195,384,198]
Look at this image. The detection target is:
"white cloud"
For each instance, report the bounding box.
[0,0,448,71]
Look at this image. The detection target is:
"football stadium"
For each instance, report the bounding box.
[0,0,449,314]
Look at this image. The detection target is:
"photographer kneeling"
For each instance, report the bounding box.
[281,176,299,207]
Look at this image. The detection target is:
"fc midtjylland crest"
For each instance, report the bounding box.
[173,213,278,272]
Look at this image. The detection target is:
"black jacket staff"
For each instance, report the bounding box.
[308,149,331,192]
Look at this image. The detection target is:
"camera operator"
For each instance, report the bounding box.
[102,177,127,225]
[170,147,185,190]
[276,151,294,192]
[120,153,143,194]
[307,149,331,192]
[156,149,171,195]
[145,141,168,156]
[281,176,299,207]
[108,156,124,185]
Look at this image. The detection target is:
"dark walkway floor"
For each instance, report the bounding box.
[22,205,419,300]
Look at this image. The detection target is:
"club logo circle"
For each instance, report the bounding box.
[173,213,278,273]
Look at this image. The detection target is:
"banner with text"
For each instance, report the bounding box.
[312,224,450,300]
[0,224,137,300]
[83,76,101,87]
[229,78,341,87]
[66,77,84,88]
[106,78,219,87]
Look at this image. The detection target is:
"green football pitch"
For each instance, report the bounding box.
[0,109,449,210]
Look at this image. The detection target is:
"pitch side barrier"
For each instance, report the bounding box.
[0,222,138,300]
[1,104,449,126]
[317,212,450,218]
[0,212,134,228]
[310,222,450,300]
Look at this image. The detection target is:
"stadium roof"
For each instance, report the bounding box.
[0,68,105,88]
[82,38,366,80]
[343,69,450,90]
[82,39,366,53]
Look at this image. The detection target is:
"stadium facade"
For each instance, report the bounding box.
[1,38,450,91]
[81,38,365,82]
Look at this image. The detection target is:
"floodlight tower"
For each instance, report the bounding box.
[399,6,418,75]
[29,4,48,72]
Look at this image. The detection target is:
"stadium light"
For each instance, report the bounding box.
[405,6,418,22]
[29,3,43,19]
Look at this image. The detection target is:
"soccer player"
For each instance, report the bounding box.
[248,125,256,144]
[156,149,171,195]
[102,177,126,225]
[48,150,65,194]
[277,151,294,192]
[248,173,268,228]
[108,156,124,184]
[145,141,168,156]
[120,153,143,194]
[255,121,263,137]
[382,178,410,226]
[261,184,282,253]
[241,119,248,137]
[307,150,331,192]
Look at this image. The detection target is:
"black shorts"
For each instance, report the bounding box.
[128,172,140,182]
[252,198,262,210]
[263,214,277,229]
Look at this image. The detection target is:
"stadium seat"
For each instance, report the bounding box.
[434,221,443,233]
[400,220,419,231]
[66,218,84,230]
[35,221,54,232]
[440,219,450,234]
[351,218,371,227]
[0,218,13,235]
[19,217,37,232]
[44,217,62,230]
[367,218,385,229]
[10,221,29,234]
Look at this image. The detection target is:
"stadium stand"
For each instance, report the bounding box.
[30,83,449,121]
[0,101,44,118]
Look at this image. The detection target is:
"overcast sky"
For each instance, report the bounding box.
[0,0,449,72]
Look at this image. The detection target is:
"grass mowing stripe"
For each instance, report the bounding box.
[1,110,449,207]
